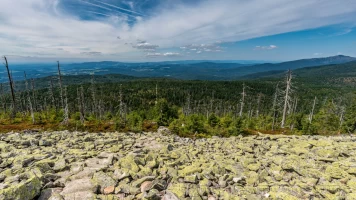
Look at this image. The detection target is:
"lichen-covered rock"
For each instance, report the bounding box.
[61,178,98,195]
[0,173,41,200]
[53,158,67,172]
[119,155,140,173]
[167,183,186,199]
[91,171,117,192]
[325,165,349,179]
[1,131,356,199]
[178,165,202,177]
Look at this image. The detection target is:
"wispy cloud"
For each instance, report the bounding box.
[146,52,181,57]
[1,0,356,61]
[86,11,112,17]
[93,0,144,16]
[255,45,278,50]
[81,52,102,56]
[132,40,159,52]
[79,0,138,18]
[180,43,223,53]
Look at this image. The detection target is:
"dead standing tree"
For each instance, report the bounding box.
[3,56,16,117]
[77,86,85,124]
[281,70,292,128]
[256,93,263,118]
[183,92,191,116]
[57,61,68,125]
[239,83,247,117]
[49,78,57,111]
[57,61,64,109]
[118,84,126,121]
[308,96,317,124]
[24,72,35,124]
[61,86,69,125]
[155,83,158,105]
[31,78,37,112]
[91,74,97,117]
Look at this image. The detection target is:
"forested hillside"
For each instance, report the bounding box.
[244,61,356,87]
[1,58,356,137]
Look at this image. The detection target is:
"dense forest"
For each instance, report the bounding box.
[1,57,356,137]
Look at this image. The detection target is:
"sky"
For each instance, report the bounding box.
[1,0,356,63]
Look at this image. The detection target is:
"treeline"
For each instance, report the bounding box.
[1,56,356,137]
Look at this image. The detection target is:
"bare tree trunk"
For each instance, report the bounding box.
[248,101,252,120]
[31,78,37,112]
[239,83,246,117]
[309,96,317,124]
[98,88,104,121]
[118,84,126,121]
[155,83,158,105]
[339,106,345,132]
[271,83,279,131]
[208,91,215,119]
[91,74,97,117]
[184,92,191,116]
[57,61,64,109]
[3,56,16,116]
[256,93,262,118]
[281,70,292,128]
[80,85,85,124]
[77,87,84,124]
[24,72,35,124]
[49,79,57,111]
[62,86,69,125]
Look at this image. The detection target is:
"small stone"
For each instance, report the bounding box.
[184,175,198,183]
[140,181,153,193]
[145,189,160,200]
[158,126,171,135]
[39,140,52,146]
[103,186,115,195]
[38,188,63,200]
[163,190,180,200]
[131,176,155,187]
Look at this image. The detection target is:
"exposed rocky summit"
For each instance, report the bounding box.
[0,131,356,199]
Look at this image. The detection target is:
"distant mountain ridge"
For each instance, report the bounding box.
[1,55,355,82]
[221,55,356,79]
[243,60,356,86]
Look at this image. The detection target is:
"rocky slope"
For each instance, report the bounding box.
[0,129,356,200]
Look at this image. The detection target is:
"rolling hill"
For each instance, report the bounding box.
[2,55,355,83]
[243,60,356,87]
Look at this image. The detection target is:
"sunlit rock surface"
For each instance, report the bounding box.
[0,131,356,199]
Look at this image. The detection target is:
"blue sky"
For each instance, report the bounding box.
[1,0,356,63]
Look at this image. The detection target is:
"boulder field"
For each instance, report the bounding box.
[0,130,356,200]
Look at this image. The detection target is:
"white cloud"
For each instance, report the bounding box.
[163,52,181,56]
[255,45,278,50]
[81,52,102,56]
[132,40,159,51]
[314,53,323,56]
[180,43,223,53]
[1,0,356,61]
[146,52,181,57]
